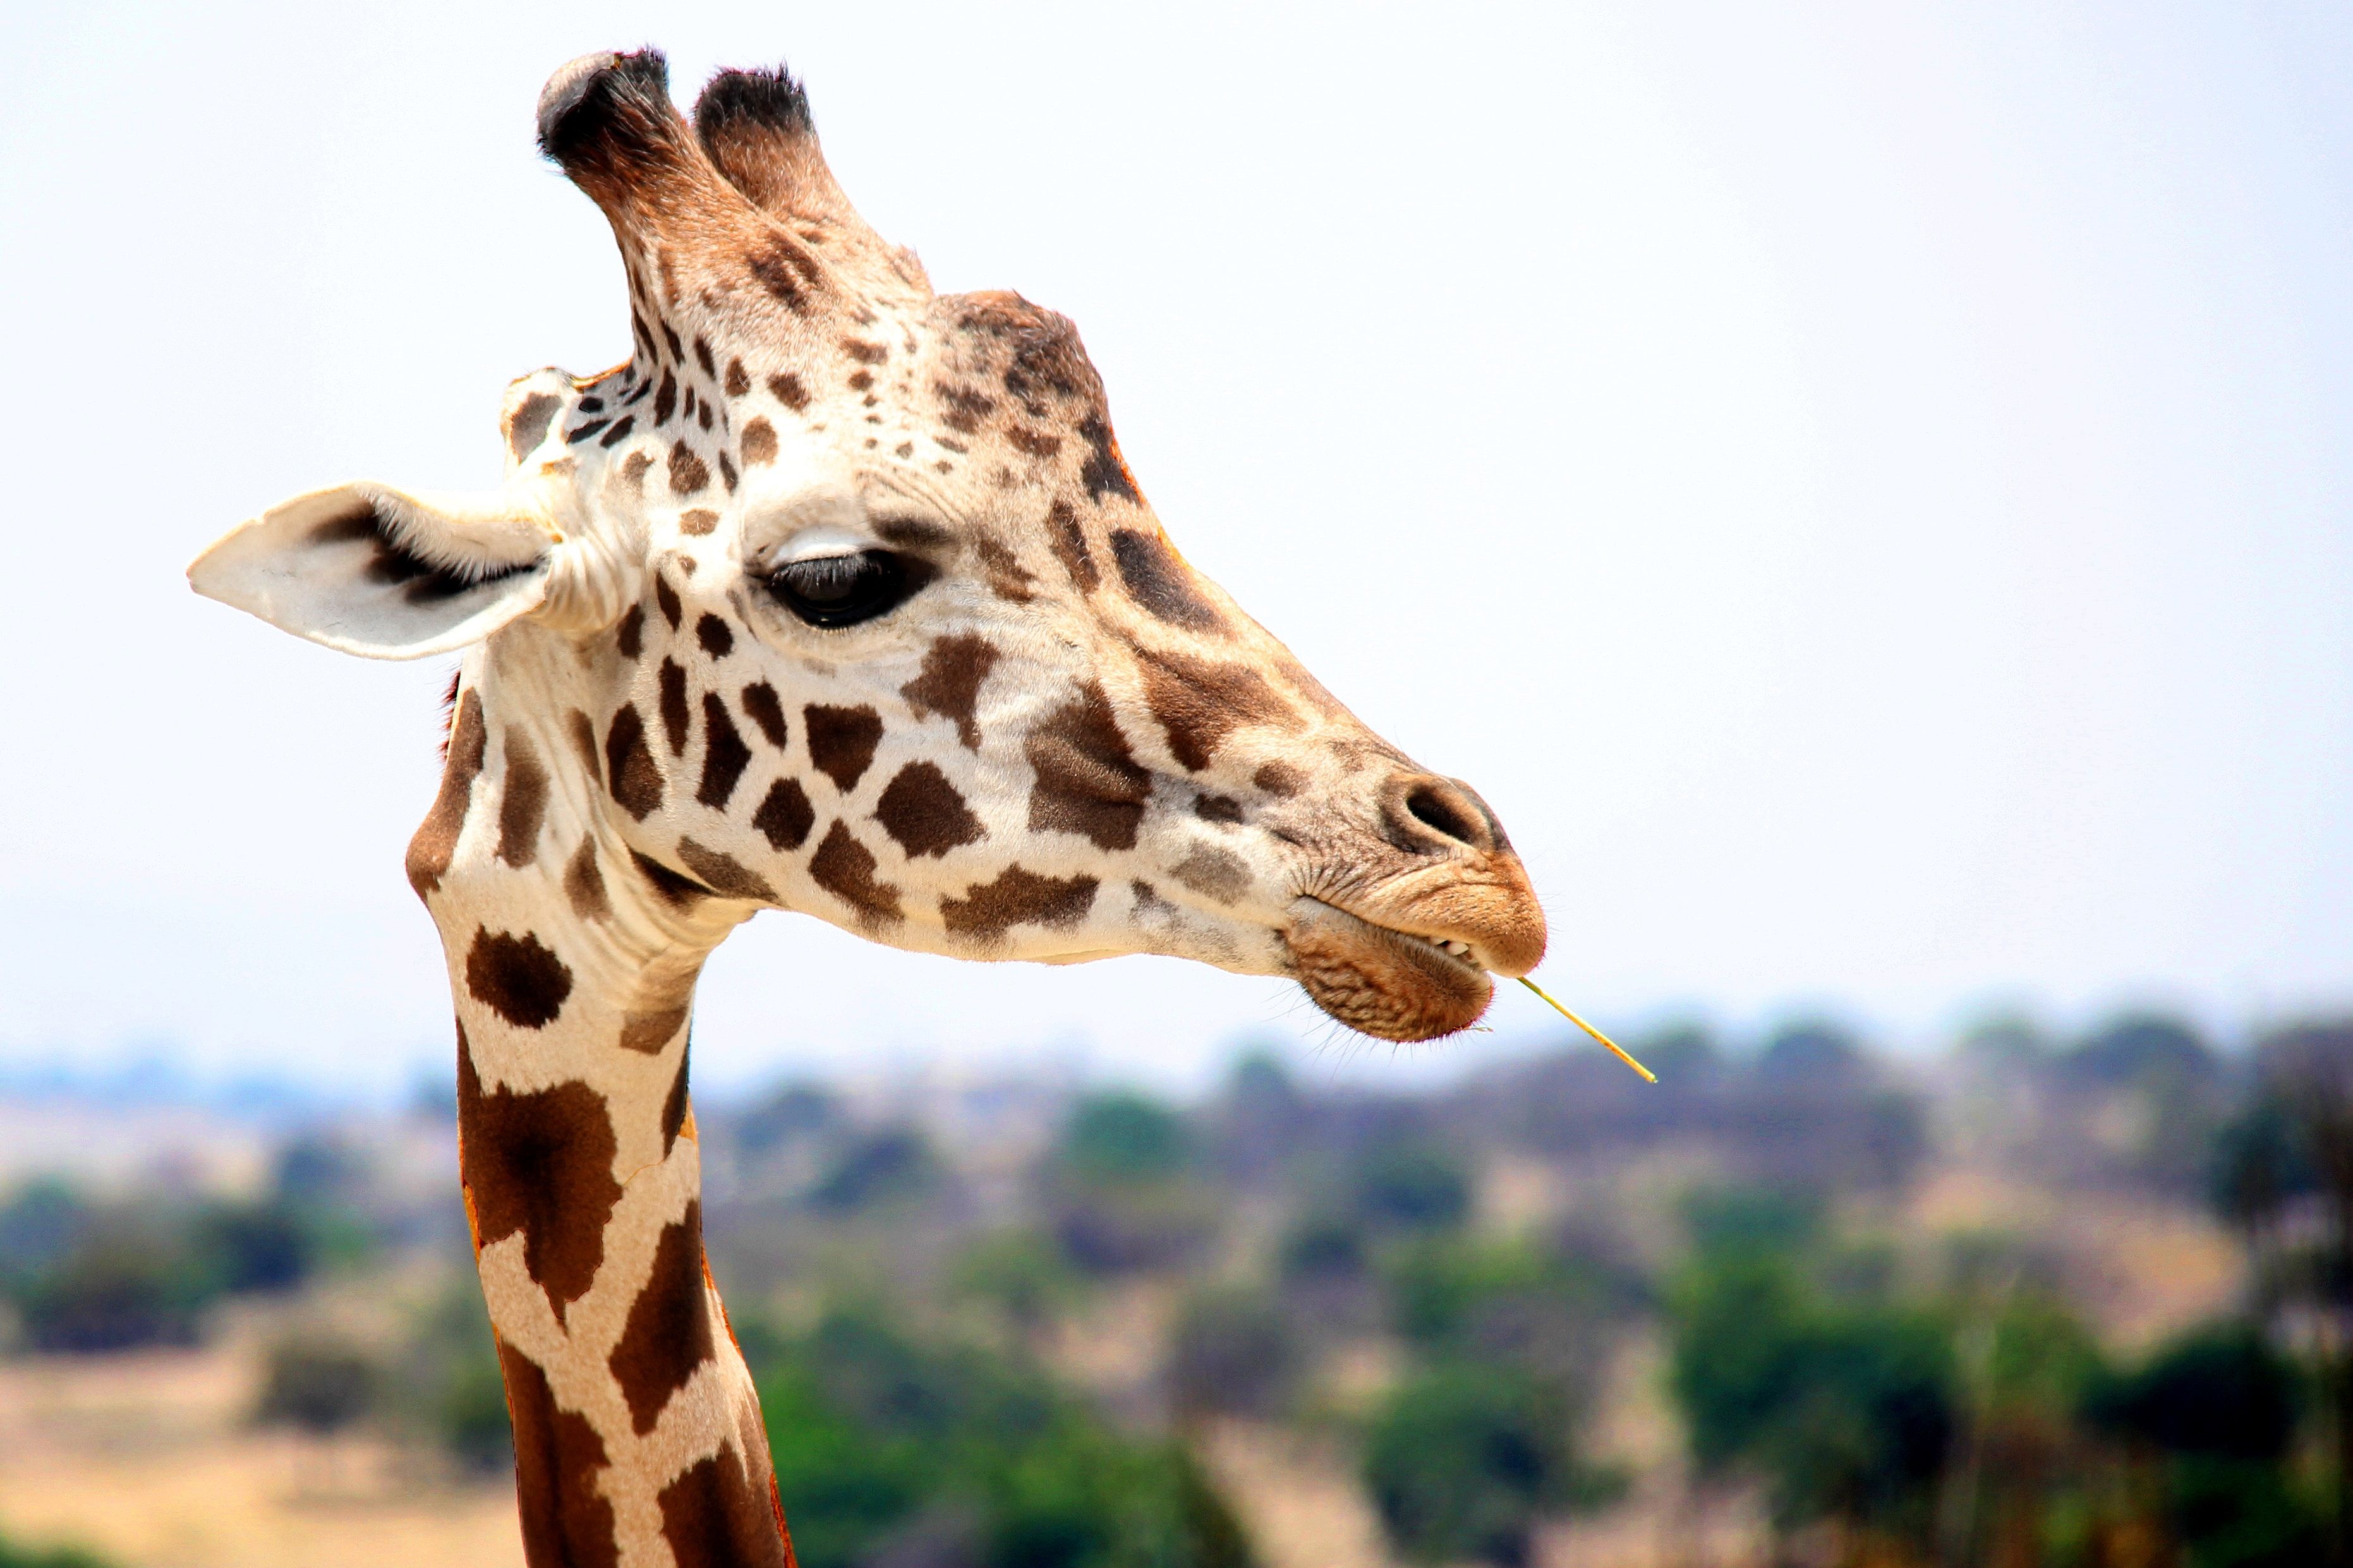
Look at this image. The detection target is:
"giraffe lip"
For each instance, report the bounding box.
[1281,898,1497,1042]
[1295,899,1488,974]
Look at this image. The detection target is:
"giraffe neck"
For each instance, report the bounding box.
[419,634,792,1568]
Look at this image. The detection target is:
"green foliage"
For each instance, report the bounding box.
[2081,1324,2323,1567]
[2086,1322,2299,1463]
[1350,1142,1469,1233]
[1362,1361,1590,1568]
[809,1126,940,1215]
[1384,1238,1611,1377]
[746,1305,1253,1568]
[952,1228,1085,1331]
[1056,1095,1192,1187]
[389,1278,512,1472]
[0,1533,112,1568]
[0,1177,368,1352]
[1665,1215,1954,1538]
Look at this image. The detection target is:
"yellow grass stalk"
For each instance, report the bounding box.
[1514,977,1657,1083]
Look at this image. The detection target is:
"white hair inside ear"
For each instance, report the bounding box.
[188,482,562,660]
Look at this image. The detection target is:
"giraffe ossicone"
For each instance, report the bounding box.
[191,48,1547,1568]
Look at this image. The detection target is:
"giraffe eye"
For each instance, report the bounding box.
[766,548,923,627]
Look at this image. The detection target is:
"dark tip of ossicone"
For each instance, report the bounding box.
[692,64,816,142]
[536,48,677,169]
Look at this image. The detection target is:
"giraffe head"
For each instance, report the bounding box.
[190,51,1545,1041]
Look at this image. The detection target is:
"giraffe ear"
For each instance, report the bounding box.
[188,482,559,660]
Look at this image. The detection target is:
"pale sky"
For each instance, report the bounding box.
[3,2,2347,1097]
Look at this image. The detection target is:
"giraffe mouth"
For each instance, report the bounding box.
[1281,898,1497,1042]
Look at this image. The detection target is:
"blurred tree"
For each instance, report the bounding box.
[952,1229,1084,1341]
[2085,1322,2322,1568]
[254,1329,384,1436]
[1362,1361,1597,1567]
[1056,1095,1191,1186]
[1350,1140,1470,1234]
[1044,1094,1213,1274]
[811,1126,941,1215]
[1666,1207,1956,1553]
[0,1180,88,1286]
[193,1198,318,1294]
[1756,1020,1872,1087]
[738,1083,844,1157]
[1168,1289,1298,1420]
[744,1305,1255,1568]
[11,1219,212,1352]
[389,1277,512,1473]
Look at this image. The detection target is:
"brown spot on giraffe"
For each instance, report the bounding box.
[874,761,984,859]
[465,928,574,1028]
[607,1200,717,1435]
[1254,761,1305,797]
[766,371,808,411]
[655,576,683,631]
[1134,643,1299,772]
[564,837,611,922]
[457,1039,618,1317]
[974,535,1036,602]
[803,703,883,791]
[1169,843,1250,905]
[406,688,485,896]
[499,1344,620,1568]
[740,416,777,466]
[677,836,777,900]
[621,449,655,491]
[1026,681,1149,852]
[941,865,1099,941]
[605,704,663,819]
[658,659,691,755]
[658,1442,791,1568]
[632,849,711,908]
[1110,528,1224,632]
[653,370,678,425]
[696,613,735,658]
[619,1004,689,1055]
[679,508,719,536]
[1046,499,1099,593]
[808,821,902,926]
[497,729,549,868]
[898,634,998,751]
[752,778,815,851]
[598,414,635,447]
[696,693,752,808]
[505,393,560,461]
[724,358,749,397]
[739,682,788,749]
[565,709,603,787]
[616,604,645,660]
[669,441,710,496]
[1194,793,1243,824]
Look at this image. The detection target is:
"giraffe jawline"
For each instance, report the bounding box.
[1281,898,1497,1044]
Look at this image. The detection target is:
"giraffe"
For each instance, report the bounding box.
[189,50,1547,1568]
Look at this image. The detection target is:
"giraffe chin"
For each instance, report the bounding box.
[1283,898,1498,1042]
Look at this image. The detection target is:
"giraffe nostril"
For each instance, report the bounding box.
[1387,775,1501,855]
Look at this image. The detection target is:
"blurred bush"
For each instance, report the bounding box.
[742,1303,1253,1568]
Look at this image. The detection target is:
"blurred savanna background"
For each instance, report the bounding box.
[1,3,2347,1567]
